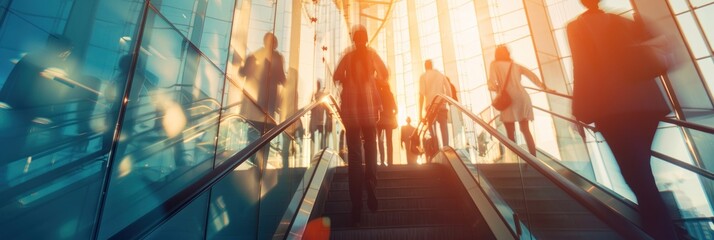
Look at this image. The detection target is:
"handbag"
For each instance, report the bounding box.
[492,63,513,111]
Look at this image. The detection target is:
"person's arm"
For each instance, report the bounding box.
[520,64,548,90]
[487,62,499,92]
[276,54,287,85]
[238,54,254,77]
[372,51,389,83]
[333,53,349,83]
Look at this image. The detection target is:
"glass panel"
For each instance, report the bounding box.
[448,106,532,238]
[145,192,210,240]
[691,0,714,8]
[668,0,690,14]
[98,8,223,238]
[652,123,695,163]
[689,127,714,173]
[698,57,714,101]
[677,12,710,59]
[153,0,234,70]
[0,0,142,238]
[651,157,714,227]
[206,119,261,239]
[207,101,343,239]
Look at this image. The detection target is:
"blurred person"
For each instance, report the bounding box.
[310,80,331,149]
[376,81,397,167]
[487,45,548,156]
[333,25,388,226]
[400,116,418,165]
[0,34,73,160]
[418,59,450,149]
[238,32,287,169]
[567,0,677,239]
[239,32,286,138]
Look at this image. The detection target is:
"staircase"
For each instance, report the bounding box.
[316,164,494,240]
[478,163,623,239]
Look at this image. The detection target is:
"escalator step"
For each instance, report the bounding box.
[323,197,465,214]
[325,186,458,201]
[329,225,492,240]
[327,210,476,229]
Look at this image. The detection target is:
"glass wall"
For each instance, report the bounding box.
[2,0,714,238]
[0,0,144,238]
[0,0,344,238]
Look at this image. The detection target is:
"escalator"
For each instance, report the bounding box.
[106,91,714,239]
[6,90,712,239]
[298,93,713,239]
[434,91,714,239]
[318,164,494,240]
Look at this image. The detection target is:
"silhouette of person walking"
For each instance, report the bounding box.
[333,25,388,226]
[487,45,548,156]
[239,32,286,139]
[419,60,450,148]
[310,81,330,149]
[0,34,73,160]
[567,1,677,239]
[377,81,397,167]
[400,117,418,165]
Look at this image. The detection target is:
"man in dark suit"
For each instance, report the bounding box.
[567,0,677,239]
[333,25,388,226]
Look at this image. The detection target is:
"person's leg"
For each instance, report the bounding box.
[504,122,516,142]
[377,128,385,166]
[344,124,364,223]
[361,124,379,212]
[518,120,537,156]
[385,128,393,166]
[597,115,677,240]
[437,109,449,146]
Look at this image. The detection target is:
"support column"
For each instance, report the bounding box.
[522,0,591,177]
[406,0,423,118]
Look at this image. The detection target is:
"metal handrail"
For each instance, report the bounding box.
[524,86,714,135]
[525,86,714,176]
[109,95,343,240]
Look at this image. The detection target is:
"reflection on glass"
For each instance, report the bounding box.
[0,0,142,238]
[99,8,223,238]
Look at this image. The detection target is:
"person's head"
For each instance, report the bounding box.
[495,45,511,62]
[263,32,278,50]
[406,116,411,124]
[424,60,433,70]
[580,0,600,10]
[351,25,368,48]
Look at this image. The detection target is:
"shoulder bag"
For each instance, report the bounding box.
[492,63,513,111]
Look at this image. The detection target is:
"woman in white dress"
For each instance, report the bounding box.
[488,45,548,156]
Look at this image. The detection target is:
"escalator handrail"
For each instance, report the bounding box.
[108,95,343,240]
[0,101,262,211]
[528,106,714,181]
[531,105,597,132]
[524,86,714,135]
[428,93,652,239]
[660,117,714,135]
[524,87,714,181]
[1,111,236,208]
